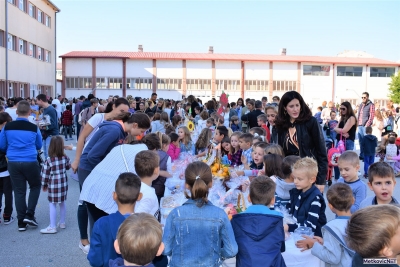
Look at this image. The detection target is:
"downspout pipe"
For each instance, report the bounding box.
[5,0,8,98]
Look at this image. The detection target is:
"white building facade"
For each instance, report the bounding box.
[60,49,400,106]
[0,0,60,98]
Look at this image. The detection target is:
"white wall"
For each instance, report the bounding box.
[273,62,297,80]
[95,89,123,99]
[301,63,333,106]
[244,62,269,80]
[126,60,153,78]
[215,61,241,79]
[56,80,62,96]
[65,59,92,77]
[65,89,92,99]
[96,59,122,77]
[157,60,182,78]
[334,65,366,105]
[186,60,212,79]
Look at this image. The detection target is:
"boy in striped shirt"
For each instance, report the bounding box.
[286,157,327,237]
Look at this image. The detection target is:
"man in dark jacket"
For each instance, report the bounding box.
[241,100,263,129]
[231,176,286,267]
[357,92,375,160]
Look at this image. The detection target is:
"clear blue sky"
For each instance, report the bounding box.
[54,0,400,63]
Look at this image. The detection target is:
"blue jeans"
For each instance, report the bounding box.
[42,136,52,159]
[334,140,355,180]
[358,126,366,158]
[364,155,375,176]
[63,125,73,139]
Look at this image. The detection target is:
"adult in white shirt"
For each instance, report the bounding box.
[51,95,63,119]
[5,97,23,121]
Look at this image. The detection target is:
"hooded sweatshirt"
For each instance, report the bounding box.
[79,121,127,171]
[361,134,378,157]
[108,258,155,267]
[231,205,286,267]
[274,177,296,207]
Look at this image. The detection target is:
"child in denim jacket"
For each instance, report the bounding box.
[162,162,238,267]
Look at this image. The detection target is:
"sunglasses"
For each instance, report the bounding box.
[340,108,346,111]
[361,97,367,99]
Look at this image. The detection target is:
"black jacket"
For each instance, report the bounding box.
[274,116,328,185]
[241,109,263,129]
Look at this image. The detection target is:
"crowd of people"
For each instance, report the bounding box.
[0,90,399,267]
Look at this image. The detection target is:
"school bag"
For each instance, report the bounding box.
[78,107,91,125]
[327,131,345,167]
[323,225,355,258]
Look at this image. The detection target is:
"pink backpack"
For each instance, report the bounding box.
[327,132,346,167]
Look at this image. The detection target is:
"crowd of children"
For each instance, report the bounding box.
[3,95,400,267]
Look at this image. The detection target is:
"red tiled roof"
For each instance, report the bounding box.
[56,62,62,70]
[59,51,400,66]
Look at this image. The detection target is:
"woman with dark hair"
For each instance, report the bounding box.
[206,100,216,116]
[274,91,327,192]
[187,95,200,118]
[333,101,357,179]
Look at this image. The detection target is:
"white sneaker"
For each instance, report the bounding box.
[79,242,90,254]
[57,222,66,229]
[40,226,57,234]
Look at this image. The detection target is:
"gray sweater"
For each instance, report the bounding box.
[311,217,352,267]
[359,196,399,209]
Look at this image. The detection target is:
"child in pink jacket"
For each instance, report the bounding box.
[167,133,180,162]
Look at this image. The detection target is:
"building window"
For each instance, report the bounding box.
[156,78,182,90]
[245,80,268,91]
[108,78,123,89]
[19,39,26,54]
[45,15,51,27]
[273,80,296,91]
[20,84,24,98]
[370,67,395,77]
[37,46,42,60]
[216,80,240,91]
[8,83,14,98]
[29,2,36,18]
[7,0,15,4]
[128,78,153,90]
[66,77,92,89]
[29,43,33,57]
[187,79,211,90]
[37,9,42,23]
[340,98,357,106]
[0,30,4,47]
[45,51,50,62]
[7,34,14,50]
[303,65,330,76]
[19,0,25,11]
[337,66,363,77]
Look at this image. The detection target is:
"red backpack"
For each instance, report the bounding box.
[327,147,341,167]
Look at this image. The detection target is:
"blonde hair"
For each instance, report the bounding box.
[265,105,278,114]
[292,157,318,179]
[157,132,171,149]
[346,205,400,258]
[264,143,284,156]
[117,213,162,265]
[196,128,212,150]
[178,126,192,146]
[338,151,359,167]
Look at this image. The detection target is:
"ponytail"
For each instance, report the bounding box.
[184,162,212,207]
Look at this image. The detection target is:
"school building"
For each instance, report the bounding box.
[0,0,60,99]
[59,46,400,106]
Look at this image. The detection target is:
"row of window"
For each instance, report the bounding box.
[8,0,51,27]
[0,31,51,62]
[0,81,50,98]
[65,77,298,91]
[304,65,396,77]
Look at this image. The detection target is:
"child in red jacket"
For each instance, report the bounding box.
[61,105,73,141]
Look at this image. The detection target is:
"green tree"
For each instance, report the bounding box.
[388,71,400,103]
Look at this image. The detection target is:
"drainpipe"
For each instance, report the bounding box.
[54,10,58,97]
[5,0,8,98]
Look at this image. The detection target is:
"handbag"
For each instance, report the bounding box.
[120,145,130,172]
[37,150,45,165]
[337,131,346,154]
